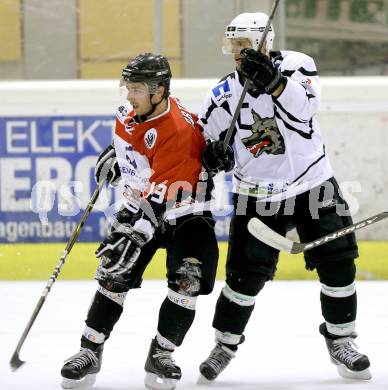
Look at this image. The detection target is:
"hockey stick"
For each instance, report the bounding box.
[9,182,104,371]
[222,0,281,150]
[247,211,388,254]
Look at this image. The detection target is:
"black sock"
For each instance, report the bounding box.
[213,292,254,335]
[81,290,123,348]
[321,291,357,327]
[157,297,195,347]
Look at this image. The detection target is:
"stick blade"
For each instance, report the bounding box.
[248,217,294,253]
[10,351,25,372]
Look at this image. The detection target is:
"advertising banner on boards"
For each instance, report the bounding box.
[0,115,232,243]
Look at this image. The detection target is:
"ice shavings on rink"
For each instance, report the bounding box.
[1,280,387,390]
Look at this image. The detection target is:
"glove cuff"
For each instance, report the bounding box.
[265,72,285,95]
[132,218,154,242]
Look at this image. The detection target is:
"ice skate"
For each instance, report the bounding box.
[144,338,181,390]
[198,342,235,382]
[60,345,103,389]
[319,323,371,380]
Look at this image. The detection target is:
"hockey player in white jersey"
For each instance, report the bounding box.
[198,12,371,382]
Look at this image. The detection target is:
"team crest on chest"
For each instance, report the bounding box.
[241,110,285,157]
[144,128,157,149]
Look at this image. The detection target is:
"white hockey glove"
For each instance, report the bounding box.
[95,144,121,186]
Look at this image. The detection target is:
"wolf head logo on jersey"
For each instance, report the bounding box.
[241,110,285,157]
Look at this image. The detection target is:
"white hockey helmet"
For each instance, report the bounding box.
[222,12,275,54]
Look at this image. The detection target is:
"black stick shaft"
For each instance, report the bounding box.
[10,183,103,371]
[223,0,281,150]
[294,211,388,253]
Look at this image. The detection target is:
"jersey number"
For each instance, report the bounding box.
[148,182,168,204]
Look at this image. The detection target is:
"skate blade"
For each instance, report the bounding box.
[61,373,97,389]
[336,365,372,380]
[197,374,213,385]
[144,372,178,390]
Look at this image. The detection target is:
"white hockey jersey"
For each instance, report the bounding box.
[198,50,334,202]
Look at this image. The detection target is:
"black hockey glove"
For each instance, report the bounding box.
[201,140,235,176]
[95,222,147,278]
[240,48,284,95]
[95,144,121,186]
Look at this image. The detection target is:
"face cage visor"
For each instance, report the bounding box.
[119,78,160,97]
[222,37,254,54]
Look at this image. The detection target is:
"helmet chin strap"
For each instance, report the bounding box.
[138,82,168,121]
[141,93,164,120]
[143,94,164,118]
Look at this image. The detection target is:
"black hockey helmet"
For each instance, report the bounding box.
[120,53,172,98]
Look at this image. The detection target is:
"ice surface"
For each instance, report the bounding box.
[1,280,387,390]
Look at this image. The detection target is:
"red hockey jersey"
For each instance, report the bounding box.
[114,97,208,217]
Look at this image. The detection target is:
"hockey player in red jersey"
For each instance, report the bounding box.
[60,53,218,390]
